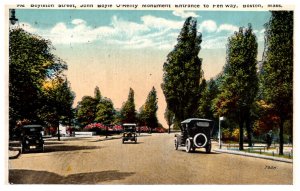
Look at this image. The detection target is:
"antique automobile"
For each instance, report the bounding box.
[122,123,137,144]
[20,124,44,153]
[175,118,213,153]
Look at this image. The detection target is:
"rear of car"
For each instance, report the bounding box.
[21,125,44,152]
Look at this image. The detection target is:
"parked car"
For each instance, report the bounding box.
[20,125,44,153]
[122,123,137,144]
[175,118,213,153]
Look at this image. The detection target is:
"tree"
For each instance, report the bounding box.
[95,98,115,125]
[161,17,203,127]
[214,25,258,150]
[76,96,97,127]
[198,79,219,119]
[120,88,136,123]
[94,86,102,102]
[261,11,293,155]
[38,79,75,140]
[139,87,158,131]
[164,108,174,133]
[9,28,67,128]
[75,86,104,127]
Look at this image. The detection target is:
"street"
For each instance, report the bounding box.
[8,133,293,184]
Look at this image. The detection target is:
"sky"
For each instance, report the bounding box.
[14,9,271,127]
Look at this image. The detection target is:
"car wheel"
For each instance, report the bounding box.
[206,143,211,153]
[175,139,179,150]
[20,143,23,154]
[185,139,192,153]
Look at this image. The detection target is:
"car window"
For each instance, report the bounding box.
[196,122,210,127]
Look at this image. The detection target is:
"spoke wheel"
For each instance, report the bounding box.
[185,139,192,153]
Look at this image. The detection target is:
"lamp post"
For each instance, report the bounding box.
[219,116,224,149]
[9,9,18,26]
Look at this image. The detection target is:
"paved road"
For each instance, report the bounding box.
[8,133,293,184]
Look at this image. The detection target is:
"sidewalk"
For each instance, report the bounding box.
[214,148,293,163]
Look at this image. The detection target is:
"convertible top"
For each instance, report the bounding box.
[181,118,212,124]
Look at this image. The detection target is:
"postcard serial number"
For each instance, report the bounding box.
[265,165,277,170]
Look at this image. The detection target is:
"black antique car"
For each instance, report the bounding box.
[175,118,213,153]
[20,125,44,152]
[122,123,137,144]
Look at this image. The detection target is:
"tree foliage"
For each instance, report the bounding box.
[214,25,258,149]
[260,11,293,155]
[164,108,175,132]
[120,88,136,123]
[9,28,68,128]
[38,79,75,127]
[139,87,158,129]
[76,95,97,127]
[95,98,115,125]
[161,17,203,126]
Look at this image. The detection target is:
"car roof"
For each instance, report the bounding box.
[181,118,212,124]
[22,124,43,128]
[122,123,137,126]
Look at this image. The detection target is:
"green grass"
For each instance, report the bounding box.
[242,149,293,159]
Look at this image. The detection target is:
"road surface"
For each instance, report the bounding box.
[8,133,293,184]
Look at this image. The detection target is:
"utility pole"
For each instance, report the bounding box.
[219,116,224,149]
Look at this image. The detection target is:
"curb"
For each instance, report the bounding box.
[214,149,293,163]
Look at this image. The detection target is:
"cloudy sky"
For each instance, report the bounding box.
[15,9,271,127]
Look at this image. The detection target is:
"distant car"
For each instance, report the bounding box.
[175,118,213,153]
[122,123,137,144]
[20,125,44,153]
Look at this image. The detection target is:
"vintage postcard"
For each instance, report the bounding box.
[4,0,296,189]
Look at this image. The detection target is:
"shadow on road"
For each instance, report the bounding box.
[9,169,135,184]
[178,150,221,154]
[90,136,122,142]
[122,142,144,144]
[21,145,102,154]
[45,145,102,153]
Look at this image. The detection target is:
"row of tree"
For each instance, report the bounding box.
[162,11,293,155]
[9,27,161,134]
[75,86,159,130]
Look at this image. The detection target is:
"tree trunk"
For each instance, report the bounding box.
[279,119,284,155]
[168,124,171,134]
[245,114,253,147]
[57,125,61,141]
[239,119,244,150]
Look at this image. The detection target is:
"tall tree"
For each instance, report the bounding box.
[120,88,136,123]
[214,25,258,150]
[9,28,67,128]
[139,87,158,131]
[161,17,203,127]
[261,11,293,155]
